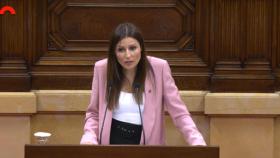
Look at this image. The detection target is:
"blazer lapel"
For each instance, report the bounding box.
[140,74,156,144]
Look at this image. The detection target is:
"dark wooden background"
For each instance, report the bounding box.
[0,0,280,92]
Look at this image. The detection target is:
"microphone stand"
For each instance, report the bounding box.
[99,83,112,144]
[134,83,146,145]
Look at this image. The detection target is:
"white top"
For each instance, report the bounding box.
[112,91,144,125]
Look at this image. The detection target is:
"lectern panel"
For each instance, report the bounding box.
[25,145,219,158]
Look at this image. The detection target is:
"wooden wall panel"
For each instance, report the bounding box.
[47,0,196,52]
[1,0,24,58]
[0,1,2,60]
[211,0,242,61]
[30,0,209,90]
[278,0,280,68]
[0,0,280,92]
[0,0,30,91]
[195,0,210,63]
[48,1,192,51]
[246,0,271,60]
[274,0,280,90]
[210,0,274,92]
[276,0,280,68]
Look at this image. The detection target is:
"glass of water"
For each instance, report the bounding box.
[34,132,51,144]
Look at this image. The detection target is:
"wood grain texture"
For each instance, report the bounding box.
[0,0,30,91]
[1,0,280,92]
[210,0,275,92]
[25,145,219,158]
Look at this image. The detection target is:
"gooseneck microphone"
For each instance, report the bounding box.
[134,83,146,145]
[99,81,112,145]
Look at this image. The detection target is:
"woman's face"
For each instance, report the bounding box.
[115,37,141,73]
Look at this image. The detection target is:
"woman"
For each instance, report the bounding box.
[80,23,206,145]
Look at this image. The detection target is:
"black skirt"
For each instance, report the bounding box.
[110,119,142,144]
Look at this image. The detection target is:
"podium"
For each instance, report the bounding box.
[25,144,219,158]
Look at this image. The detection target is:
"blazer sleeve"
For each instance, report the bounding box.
[80,65,99,145]
[162,61,206,146]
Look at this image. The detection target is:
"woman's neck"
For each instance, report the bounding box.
[122,69,136,92]
[123,69,136,83]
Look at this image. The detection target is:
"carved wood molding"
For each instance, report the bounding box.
[2,0,280,92]
[47,0,195,52]
[209,0,276,92]
[211,60,275,92]
[0,58,31,91]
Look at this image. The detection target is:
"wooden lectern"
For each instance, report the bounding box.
[25,144,219,158]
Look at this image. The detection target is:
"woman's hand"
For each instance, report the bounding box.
[81,141,96,145]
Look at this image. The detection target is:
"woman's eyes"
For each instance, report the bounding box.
[117,48,125,52]
[117,46,137,53]
[129,46,136,51]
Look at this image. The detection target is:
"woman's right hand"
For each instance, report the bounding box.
[81,141,96,145]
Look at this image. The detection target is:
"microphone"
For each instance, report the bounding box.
[134,83,146,145]
[99,81,113,144]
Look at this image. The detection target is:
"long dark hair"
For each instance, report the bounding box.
[106,23,151,110]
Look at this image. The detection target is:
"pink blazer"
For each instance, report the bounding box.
[80,56,206,145]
